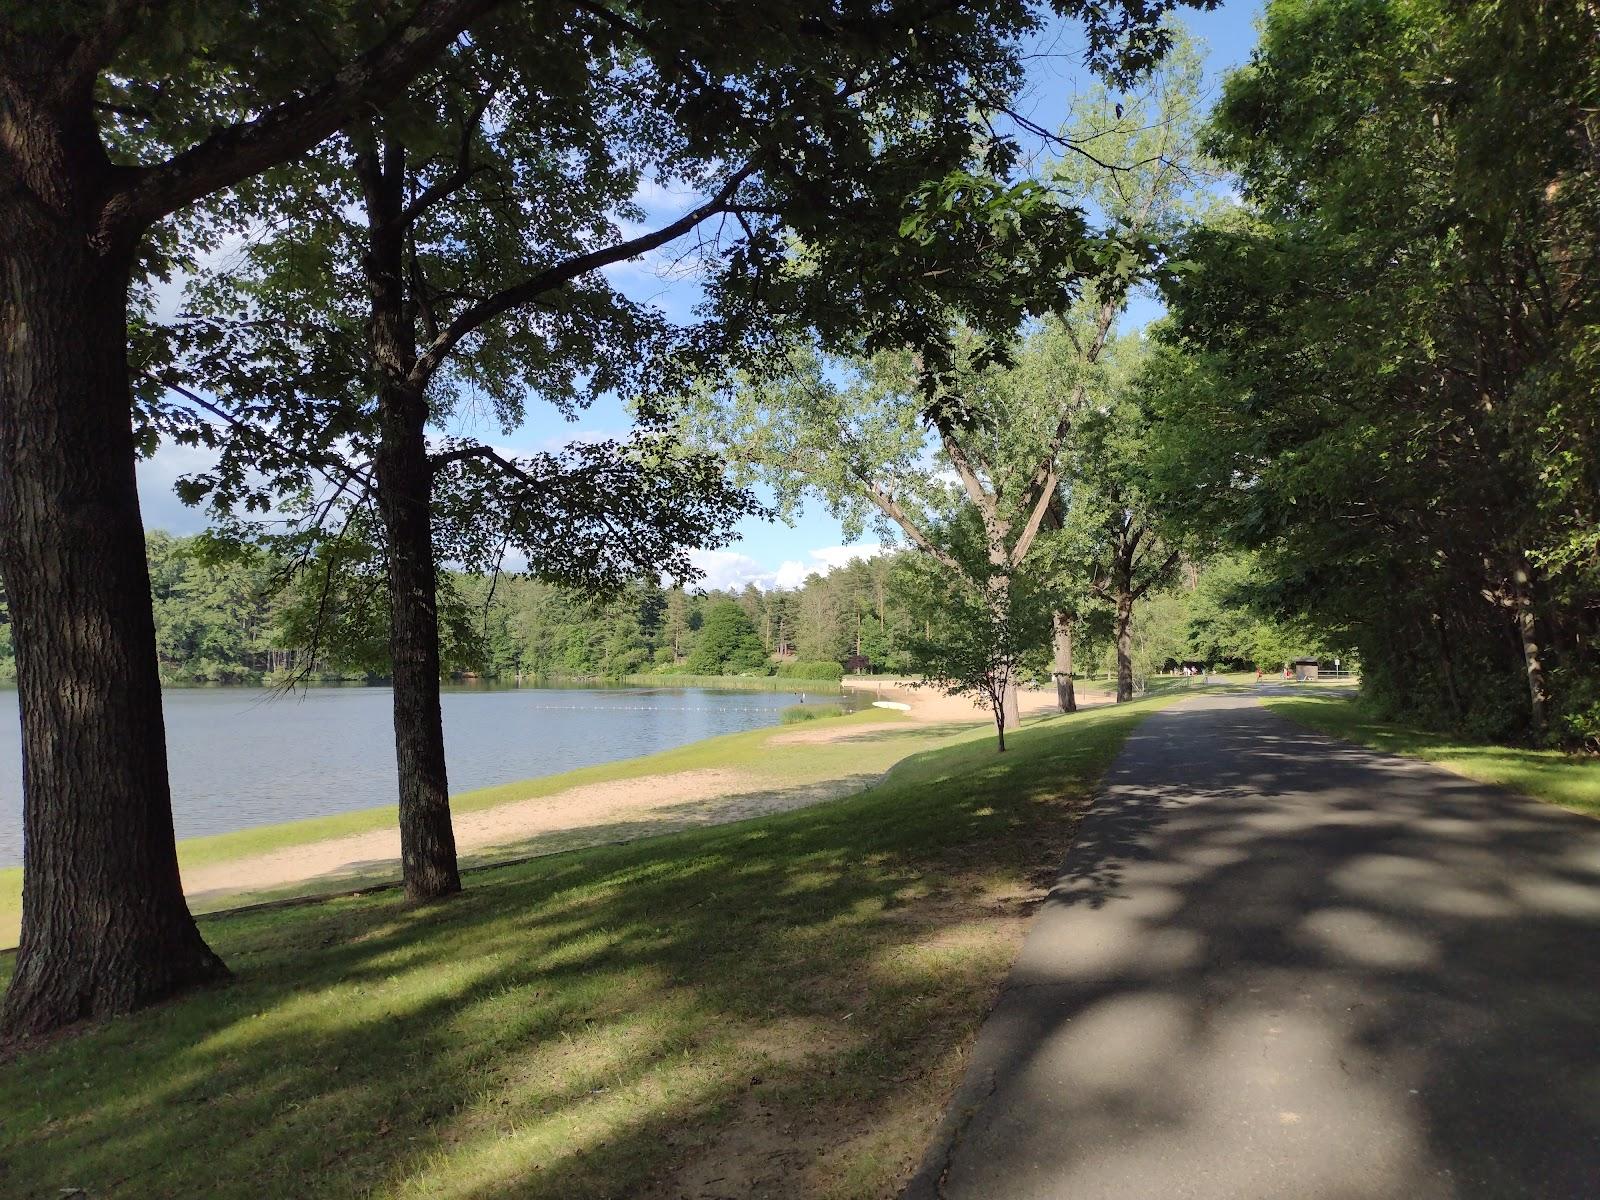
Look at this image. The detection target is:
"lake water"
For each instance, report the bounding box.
[0,684,838,868]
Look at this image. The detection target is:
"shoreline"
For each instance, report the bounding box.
[0,680,1110,947]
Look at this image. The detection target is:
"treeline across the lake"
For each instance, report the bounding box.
[0,532,1326,688]
[0,532,933,685]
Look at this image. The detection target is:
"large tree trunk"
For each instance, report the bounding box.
[365,140,460,903]
[1114,588,1135,703]
[373,384,460,901]
[0,231,226,1036]
[1427,611,1465,721]
[1052,610,1077,713]
[1002,678,1022,729]
[1510,559,1550,738]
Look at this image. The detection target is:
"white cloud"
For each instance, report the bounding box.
[771,559,815,589]
[686,548,774,591]
[687,543,885,592]
[136,442,221,535]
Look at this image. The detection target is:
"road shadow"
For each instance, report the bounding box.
[909,695,1600,1200]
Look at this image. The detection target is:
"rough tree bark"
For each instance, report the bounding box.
[1113,586,1136,704]
[0,62,231,1034]
[373,384,461,901]
[364,141,461,902]
[1052,610,1077,713]
[0,229,228,1035]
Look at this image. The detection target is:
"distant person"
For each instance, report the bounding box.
[1256,667,1263,684]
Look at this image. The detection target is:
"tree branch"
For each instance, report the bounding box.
[1012,294,1119,564]
[113,0,502,231]
[60,0,159,102]
[408,161,758,385]
[855,475,961,574]
[393,78,499,230]
[166,382,373,495]
[1130,547,1180,602]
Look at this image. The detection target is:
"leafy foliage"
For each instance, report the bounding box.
[1158,0,1600,742]
[775,660,846,680]
[684,601,770,675]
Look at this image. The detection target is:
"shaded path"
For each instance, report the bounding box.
[907,693,1600,1199]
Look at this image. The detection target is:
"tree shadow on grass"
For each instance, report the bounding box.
[0,705,1149,1200]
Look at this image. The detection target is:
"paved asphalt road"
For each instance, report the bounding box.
[905,692,1600,1200]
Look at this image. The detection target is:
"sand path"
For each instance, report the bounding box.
[182,767,758,902]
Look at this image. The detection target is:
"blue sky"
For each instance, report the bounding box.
[137,0,1264,592]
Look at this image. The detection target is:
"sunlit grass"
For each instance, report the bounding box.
[0,696,1167,1200]
[1266,695,1600,817]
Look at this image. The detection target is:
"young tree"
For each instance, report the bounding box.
[1069,338,1182,701]
[696,34,1209,721]
[895,538,1051,750]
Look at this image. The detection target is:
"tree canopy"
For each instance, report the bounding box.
[1157,0,1600,743]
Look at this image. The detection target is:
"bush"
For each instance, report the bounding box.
[777,660,845,680]
[780,703,845,723]
[1554,672,1600,751]
[685,602,770,675]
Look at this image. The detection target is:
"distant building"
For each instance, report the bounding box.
[1292,658,1320,681]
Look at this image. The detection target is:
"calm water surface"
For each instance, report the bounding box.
[0,684,834,868]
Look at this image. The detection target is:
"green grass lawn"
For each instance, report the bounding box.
[0,696,1164,1200]
[1265,694,1600,817]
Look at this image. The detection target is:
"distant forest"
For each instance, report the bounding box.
[0,532,1326,686]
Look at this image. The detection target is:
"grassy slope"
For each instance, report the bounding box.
[0,697,1164,1200]
[1266,694,1600,817]
[0,709,987,944]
